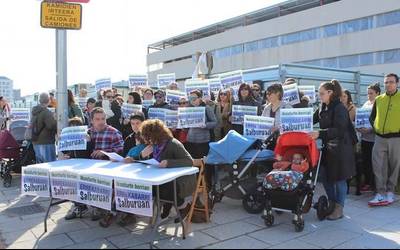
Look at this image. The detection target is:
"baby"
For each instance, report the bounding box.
[273,153,306,172]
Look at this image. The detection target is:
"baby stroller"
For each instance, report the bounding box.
[205,130,276,210]
[0,120,36,187]
[260,132,325,232]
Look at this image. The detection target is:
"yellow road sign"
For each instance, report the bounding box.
[41,1,82,30]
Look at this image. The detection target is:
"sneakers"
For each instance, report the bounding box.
[386,192,395,205]
[368,194,389,207]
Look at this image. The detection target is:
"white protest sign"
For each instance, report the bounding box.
[142,99,155,109]
[244,115,275,140]
[283,83,301,106]
[21,167,50,197]
[50,170,79,202]
[48,108,56,114]
[232,105,258,125]
[165,110,179,129]
[95,78,112,92]
[355,107,372,129]
[209,78,222,96]
[76,97,88,109]
[280,108,314,133]
[58,126,88,152]
[178,107,206,128]
[129,75,148,89]
[122,104,143,118]
[11,108,30,121]
[298,85,316,104]
[166,90,187,107]
[185,79,210,97]
[77,173,113,211]
[157,73,176,89]
[220,70,243,90]
[148,108,167,122]
[115,178,153,217]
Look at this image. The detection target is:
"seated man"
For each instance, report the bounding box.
[88,108,124,226]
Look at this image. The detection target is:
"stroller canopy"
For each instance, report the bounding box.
[206,130,274,165]
[0,130,20,159]
[274,132,320,168]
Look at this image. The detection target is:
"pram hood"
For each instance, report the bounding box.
[206,130,274,165]
[0,130,20,158]
[274,132,320,168]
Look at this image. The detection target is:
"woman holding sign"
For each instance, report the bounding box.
[0,96,11,130]
[309,80,357,221]
[230,83,262,135]
[139,119,195,221]
[357,84,381,193]
[214,89,232,141]
[262,84,292,133]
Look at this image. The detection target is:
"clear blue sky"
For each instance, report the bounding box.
[0,0,285,96]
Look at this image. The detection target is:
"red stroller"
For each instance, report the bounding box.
[261,132,326,232]
[0,130,22,187]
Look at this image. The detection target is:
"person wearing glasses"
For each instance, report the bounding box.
[148,89,172,111]
[214,89,232,141]
[251,82,263,105]
[95,89,122,131]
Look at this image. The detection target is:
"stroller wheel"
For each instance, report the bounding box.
[263,214,274,227]
[294,219,305,232]
[316,196,329,221]
[242,191,265,214]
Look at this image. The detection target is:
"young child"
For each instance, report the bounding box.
[124,133,147,163]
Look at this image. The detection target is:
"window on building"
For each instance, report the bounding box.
[323,24,340,37]
[339,55,359,68]
[244,41,259,52]
[383,49,400,64]
[230,44,244,56]
[359,53,374,66]
[259,36,279,49]
[377,10,400,27]
[322,58,338,68]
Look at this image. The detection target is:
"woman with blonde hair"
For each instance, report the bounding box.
[214,89,232,141]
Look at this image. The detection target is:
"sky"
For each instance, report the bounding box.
[0,0,285,96]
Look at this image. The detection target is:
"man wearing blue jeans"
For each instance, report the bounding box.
[31,93,57,163]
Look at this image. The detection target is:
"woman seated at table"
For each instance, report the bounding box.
[139,119,195,221]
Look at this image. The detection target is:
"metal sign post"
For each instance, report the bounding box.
[56,29,68,136]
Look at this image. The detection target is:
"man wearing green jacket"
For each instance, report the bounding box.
[369,73,400,206]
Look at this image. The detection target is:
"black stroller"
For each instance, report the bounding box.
[0,120,36,187]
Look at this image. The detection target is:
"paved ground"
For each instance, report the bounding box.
[0,174,399,249]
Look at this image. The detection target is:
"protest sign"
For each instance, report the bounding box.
[209,78,222,96]
[76,97,88,109]
[178,107,206,128]
[95,78,112,92]
[165,110,179,129]
[355,107,372,129]
[129,75,148,89]
[220,70,243,90]
[50,169,79,202]
[21,167,50,197]
[48,108,56,114]
[122,103,143,118]
[232,105,258,125]
[283,83,301,106]
[166,90,187,107]
[148,108,167,122]
[142,99,155,109]
[77,173,113,211]
[185,79,210,97]
[298,85,316,104]
[244,115,275,140]
[115,178,153,217]
[157,73,176,89]
[58,126,88,152]
[10,108,30,121]
[280,108,314,133]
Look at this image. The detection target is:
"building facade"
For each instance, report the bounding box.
[0,76,14,103]
[147,0,400,83]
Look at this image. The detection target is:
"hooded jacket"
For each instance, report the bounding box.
[31,105,57,145]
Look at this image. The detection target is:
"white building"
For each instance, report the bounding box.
[0,76,14,103]
[147,0,400,83]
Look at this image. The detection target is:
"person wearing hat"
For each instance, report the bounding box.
[148,89,172,113]
[123,112,146,157]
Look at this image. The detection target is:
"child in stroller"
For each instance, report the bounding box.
[258,132,328,232]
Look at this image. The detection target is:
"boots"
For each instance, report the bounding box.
[327,203,343,221]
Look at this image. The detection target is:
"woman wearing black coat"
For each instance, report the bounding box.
[309,80,356,221]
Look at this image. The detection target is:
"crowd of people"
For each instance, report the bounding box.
[0,73,398,226]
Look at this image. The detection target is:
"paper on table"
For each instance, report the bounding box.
[136,159,160,166]
[101,151,124,162]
